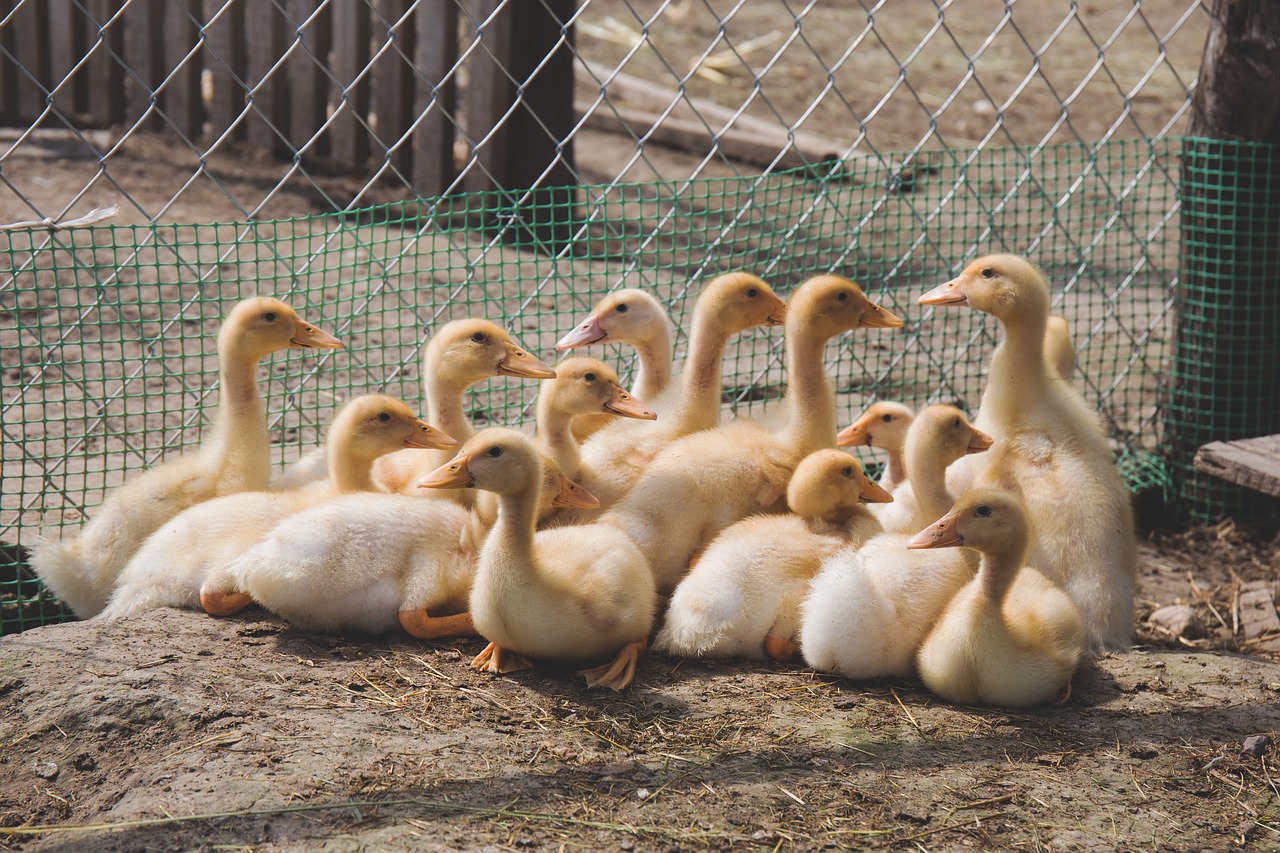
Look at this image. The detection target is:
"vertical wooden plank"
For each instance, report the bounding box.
[463,0,510,195]
[12,0,50,123]
[330,0,372,168]
[245,2,288,153]
[86,0,126,128]
[205,0,246,141]
[411,0,458,196]
[163,0,204,139]
[0,0,17,126]
[286,0,332,159]
[123,0,165,130]
[47,0,87,120]
[372,0,414,177]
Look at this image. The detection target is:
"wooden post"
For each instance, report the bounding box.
[86,0,125,129]
[465,0,578,250]
[286,0,332,159]
[0,0,13,126]
[206,0,247,142]
[372,0,415,179]
[47,0,87,121]
[163,0,204,140]
[1171,0,1280,522]
[411,0,458,197]
[11,0,49,123]
[330,0,372,170]
[245,2,289,154]
[122,0,166,131]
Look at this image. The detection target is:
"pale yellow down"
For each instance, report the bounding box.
[99,394,451,619]
[836,400,915,492]
[919,254,1135,651]
[29,296,342,618]
[913,488,1086,708]
[652,449,888,661]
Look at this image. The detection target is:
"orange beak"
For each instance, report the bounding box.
[836,413,875,448]
[918,277,968,307]
[555,313,607,350]
[906,510,964,550]
[554,475,600,509]
[764,293,788,327]
[403,419,458,451]
[858,300,905,329]
[604,383,657,420]
[498,343,557,379]
[859,478,895,504]
[967,427,995,454]
[418,452,475,490]
[291,318,344,349]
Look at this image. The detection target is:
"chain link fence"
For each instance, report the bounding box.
[0,0,1225,631]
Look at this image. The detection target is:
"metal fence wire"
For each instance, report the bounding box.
[0,0,1248,631]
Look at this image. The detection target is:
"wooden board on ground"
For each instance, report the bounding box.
[1194,434,1280,498]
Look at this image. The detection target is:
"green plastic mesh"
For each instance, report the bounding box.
[1,138,1187,633]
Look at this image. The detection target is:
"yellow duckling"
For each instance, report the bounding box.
[798,406,990,680]
[909,488,1086,708]
[99,395,454,620]
[602,274,903,594]
[30,297,342,618]
[836,401,915,492]
[535,356,656,480]
[572,272,787,510]
[420,429,657,691]
[653,449,890,662]
[919,255,1135,650]
[1044,315,1076,380]
[555,288,674,441]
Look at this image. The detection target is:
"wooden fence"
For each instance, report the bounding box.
[0,0,577,201]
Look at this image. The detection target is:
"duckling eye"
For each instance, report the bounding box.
[377,412,392,423]
[746,287,759,298]
[975,504,993,518]
[615,303,629,314]
[881,413,893,423]
[471,331,489,344]
[837,291,849,302]
[980,268,995,279]
[842,465,853,478]
[263,311,278,322]
[584,372,597,382]
[485,446,503,458]
[953,417,961,429]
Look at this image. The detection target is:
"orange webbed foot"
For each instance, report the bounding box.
[200,589,254,617]
[399,609,476,640]
[579,638,646,691]
[471,642,532,674]
[763,634,799,662]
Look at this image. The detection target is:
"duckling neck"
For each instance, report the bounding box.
[536,396,581,478]
[905,442,956,522]
[978,541,1029,605]
[325,436,379,493]
[980,312,1051,429]
[669,323,731,436]
[883,450,906,489]
[489,486,541,566]
[423,371,474,448]
[631,328,674,402]
[782,330,837,457]
[205,344,271,492]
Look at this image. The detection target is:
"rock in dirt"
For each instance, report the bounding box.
[1147,604,1206,640]
[1242,735,1272,758]
[32,759,58,780]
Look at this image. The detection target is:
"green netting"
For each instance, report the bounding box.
[1,138,1189,633]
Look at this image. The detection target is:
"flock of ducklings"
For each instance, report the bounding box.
[32,253,1136,707]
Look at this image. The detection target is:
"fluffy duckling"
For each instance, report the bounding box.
[572,272,787,510]
[535,356,656,479]
[919,255,1134,650]
[276,318,555,497]
[30,297,343,618]
[653,450,891,661]
[226,451,595,639]
[797,406,989,680]
[556,289,675,440]
[602,274,903,594]
[836,401,915,492]
[910,488,1086,708]
[873,405,993,534]
[421,429,657,691]
[99,395,454,620]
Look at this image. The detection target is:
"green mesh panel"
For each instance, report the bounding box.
[1,138,1187,632]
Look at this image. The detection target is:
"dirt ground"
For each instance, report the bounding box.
[9,2,1280,850]
[3,521,1280,852]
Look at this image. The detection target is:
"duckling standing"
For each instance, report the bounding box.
[919,255,1135,650]
[910,488,1086,708]
[30,297,343,618]
[421,429,657,691]
[653,449,890,661]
